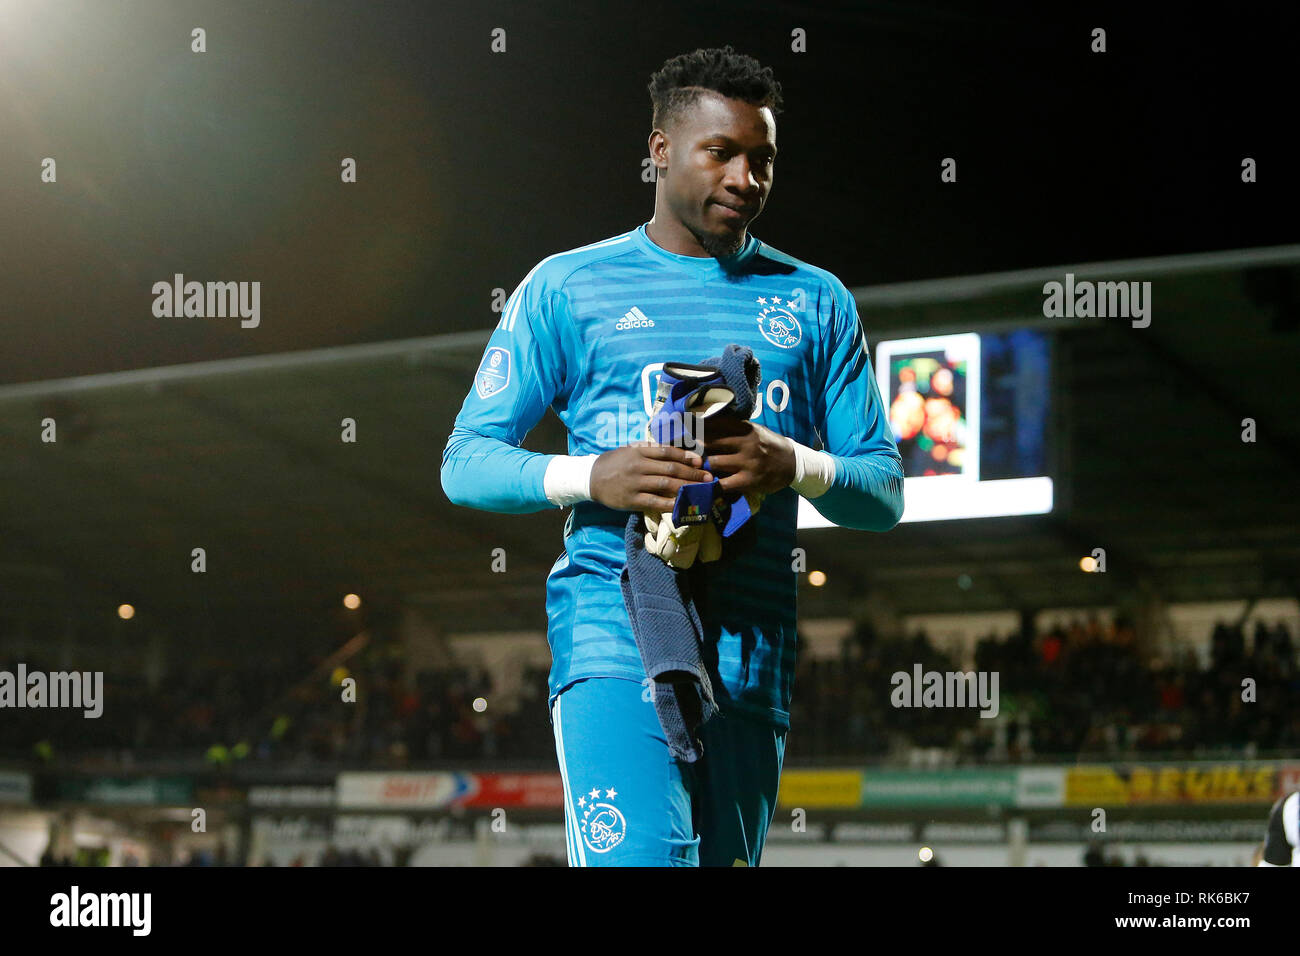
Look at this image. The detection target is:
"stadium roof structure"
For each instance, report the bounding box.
[1,245,1298,635]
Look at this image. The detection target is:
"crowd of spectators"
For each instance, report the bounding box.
[789,616,1299,762]
[0,642,554,768]
[3,616,1297,767]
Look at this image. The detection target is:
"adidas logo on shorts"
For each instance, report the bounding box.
[615,306,655,331]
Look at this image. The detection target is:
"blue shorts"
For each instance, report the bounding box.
[550,676,787,867]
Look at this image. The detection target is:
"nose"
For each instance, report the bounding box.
[724,157,763,198]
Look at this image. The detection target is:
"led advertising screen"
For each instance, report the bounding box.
[799,329,1052,526]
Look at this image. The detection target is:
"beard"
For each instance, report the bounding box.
[687,216,746,259]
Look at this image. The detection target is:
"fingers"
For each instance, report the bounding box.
[603,444,715,513]
[635,470,708,507]
[636,443,712,481]
[634,492,680,514]
[642,459,713,483]
[638,442,706,468]
[702,436,748,461]
[715,473,759,496]
[632,456,715,512]
[699,452,741,474]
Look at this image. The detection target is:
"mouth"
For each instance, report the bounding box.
[712,201,757,223]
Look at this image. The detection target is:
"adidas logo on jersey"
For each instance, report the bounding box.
[615,306,655,331]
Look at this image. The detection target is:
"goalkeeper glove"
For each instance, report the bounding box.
[641,362,763,569]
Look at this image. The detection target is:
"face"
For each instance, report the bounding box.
[653,91,776,258]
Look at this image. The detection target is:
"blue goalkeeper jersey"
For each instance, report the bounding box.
[441,222,903,729]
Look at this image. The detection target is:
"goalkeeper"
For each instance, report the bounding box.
[441,46,903,866]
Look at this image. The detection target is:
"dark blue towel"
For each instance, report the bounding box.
[619,344,762,763]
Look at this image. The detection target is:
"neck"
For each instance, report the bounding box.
[645,216,711,258]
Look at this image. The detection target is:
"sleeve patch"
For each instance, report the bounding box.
[475,347,512,399]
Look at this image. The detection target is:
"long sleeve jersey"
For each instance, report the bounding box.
[441,222,903,729]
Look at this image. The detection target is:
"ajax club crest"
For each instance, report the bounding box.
[577,786,626,853]
[475,346,511,399]
[756,296,802,349]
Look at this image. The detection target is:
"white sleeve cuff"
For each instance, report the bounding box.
[544,454,599,507]
[784,436,836,499]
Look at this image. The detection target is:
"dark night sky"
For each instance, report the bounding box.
[0,0,1292,384]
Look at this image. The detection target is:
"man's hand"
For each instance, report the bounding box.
[702,418,797,497]
[590,442,714,513]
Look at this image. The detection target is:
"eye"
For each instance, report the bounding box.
[708,147,727,159]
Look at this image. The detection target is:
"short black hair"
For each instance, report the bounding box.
[648,45,783,135]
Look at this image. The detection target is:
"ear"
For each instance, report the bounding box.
[648,130,669,169]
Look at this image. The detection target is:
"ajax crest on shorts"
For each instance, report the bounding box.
[577,786,626,853]
[475,347,511,399]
